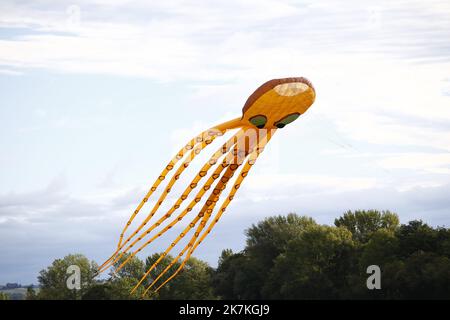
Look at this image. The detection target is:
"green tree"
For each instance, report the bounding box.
[102,253,146,300]
[0,292,10,300]
[214,215,334,299]
[246,214,317,265]
[383,251,450,299]
[144,253,217,300]
[265,225,355,299]
[237,214,317,299]
[213,211,450,300]
[37,254,98,300]
[213,250,256,300]
[396,220,439,257]
[81,252,215,300]
[159,257,216,300]
[81,253,145,300]
[350,229,400,299]
[111,253,145,280]
[334,210,399,243]
[31,211,450,300]
[25,286,37,300]
[360,229,399,267]
[81,283,112,300]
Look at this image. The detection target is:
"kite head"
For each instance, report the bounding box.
[242,77,316,129]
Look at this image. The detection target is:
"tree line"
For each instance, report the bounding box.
[18,210,450,300]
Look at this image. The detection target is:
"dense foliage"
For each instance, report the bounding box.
[213,211,450,299]
[29,210,450,300]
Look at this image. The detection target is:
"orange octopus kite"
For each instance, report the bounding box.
[99,77,316,297]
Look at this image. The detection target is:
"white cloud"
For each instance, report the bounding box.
[244,173,379,196]
[0,67,22,75]
[1,0,449,81]
[379,153,450,173]
[2,0,450,283]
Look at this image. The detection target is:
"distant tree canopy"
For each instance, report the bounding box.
[25,286,37,300]
[334,210,399,243]
[37,254,98,300]
[213,210,450,300]
[32,210,450,300]
[80,253,216,300]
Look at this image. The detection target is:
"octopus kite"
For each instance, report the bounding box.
[99,77,316,297]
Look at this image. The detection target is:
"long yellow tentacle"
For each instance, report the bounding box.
[142,166,239,297]
[100,117,241,270]
[100,130,244,273]
[116,130,210,249]
[141,142,253,296]
[98,129,244,273]
[149,129,274,296]
[110,161,231,276]
[143,129,271,295]
[130,142,245,294]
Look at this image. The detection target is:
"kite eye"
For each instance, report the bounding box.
[274,113,300,129]
[249,115,267,129]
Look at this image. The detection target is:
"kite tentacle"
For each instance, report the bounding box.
[99,130,244,273]
[130,143,246,294]
[141,152,250,296]
[100,118,241,270]
[148,129,274,296]
[120,129,244,246]
[106,159,231,275]
[116,117,241,249]
[116,131,208,249]
[101,132,214,271]
[99,129,245,273]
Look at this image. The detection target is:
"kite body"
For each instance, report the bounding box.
[99,77,316,297]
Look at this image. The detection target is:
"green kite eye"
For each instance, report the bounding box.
[249,115,267,129]
[274,113,300,128]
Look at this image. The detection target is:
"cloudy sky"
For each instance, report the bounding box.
[1,0,450,284]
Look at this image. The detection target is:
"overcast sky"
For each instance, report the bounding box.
[1,0,450,284]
